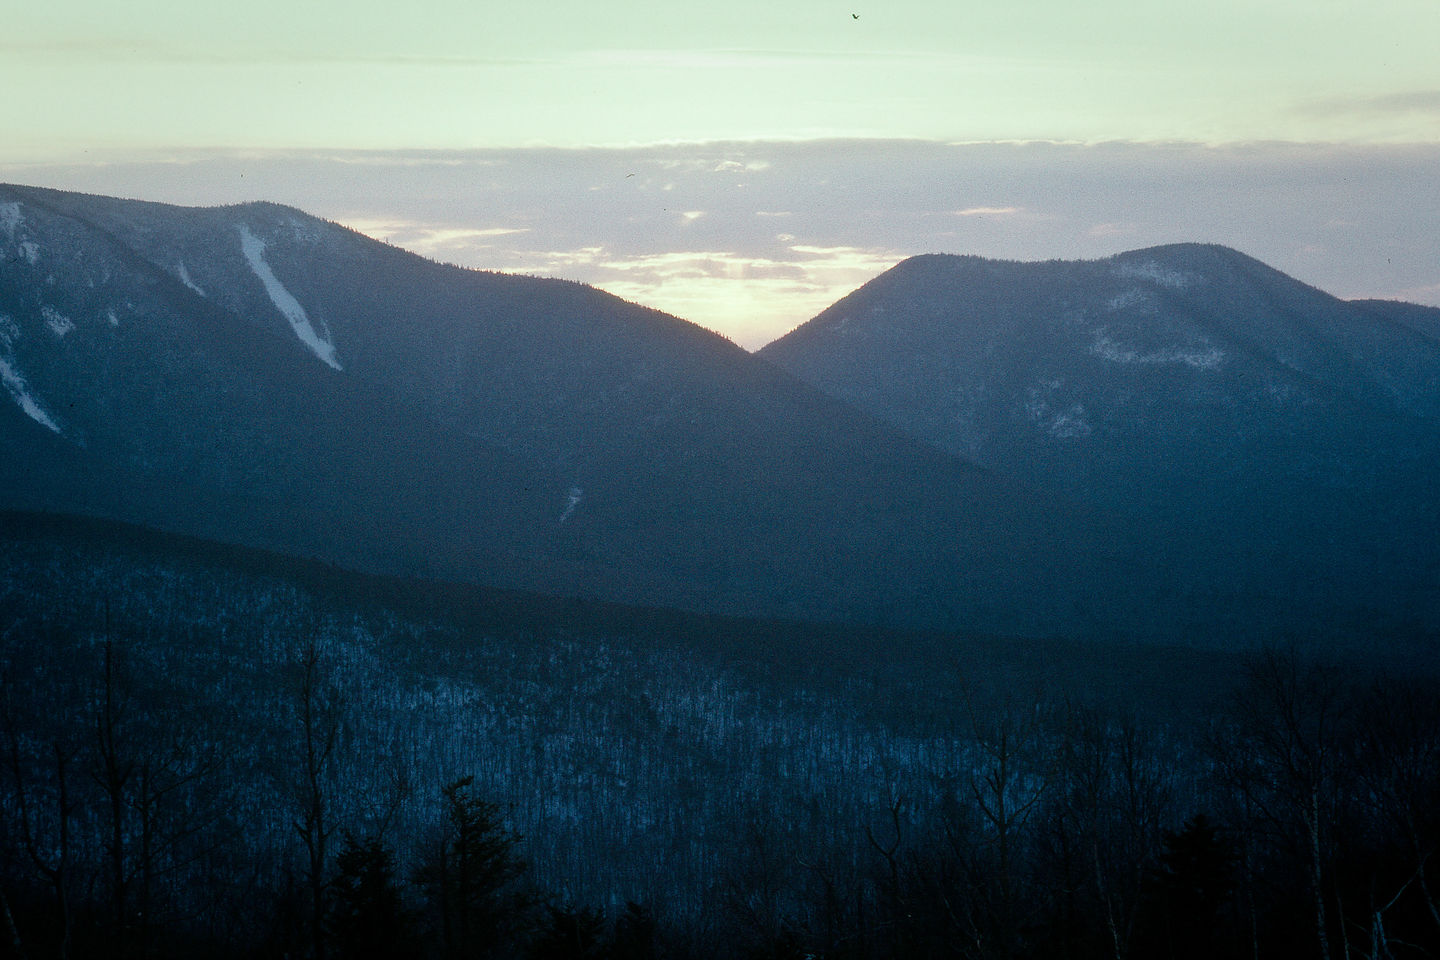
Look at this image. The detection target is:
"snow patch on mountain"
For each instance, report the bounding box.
[281,214,326,245]
[1112,261,1196,290]
[1025,380,1093,439]
[0,202,21,240]
[42,307,75,338]
[0,359,58,432]
[1106,288,1150,311]
[559,486,584,524]
[1047,406,1093,438]
[176,262,206,296]
[1090,332,1223,370]
[237,224,342,371]
[0,318,60,434]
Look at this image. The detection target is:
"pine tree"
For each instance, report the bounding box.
[415,777,529,959]
[328,832,416,960]
[1142,814,1237,960]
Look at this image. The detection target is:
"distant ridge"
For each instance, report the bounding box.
[761,245,1440,641]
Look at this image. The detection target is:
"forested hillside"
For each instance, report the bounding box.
[2,515,1437,959]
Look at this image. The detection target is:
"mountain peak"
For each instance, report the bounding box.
[888,243,1258,277]
[759,242,1440,640]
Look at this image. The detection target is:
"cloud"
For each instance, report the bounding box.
[341,220,531,260]
[595,250,771,277]
[346,219,527,240]
[589,252,891,349]
[710,159,771,173]
[0,34,555,70]
[953,206,1021,217]
[485,247,611,272]
[1087,222,1139,238]
[1393,282,1440,305]
[474,242,905,347]
[1295,90,1440,118]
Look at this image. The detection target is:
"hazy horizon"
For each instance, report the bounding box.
[6,139,1438,348]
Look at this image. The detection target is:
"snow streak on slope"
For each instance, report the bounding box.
[0,202,21,240]
[1111,260,1196,290]
[1090,332,1224,369]
[0,316,60,434]
[559,486,583,524]
[0,359,58,433]
[1,203,38,265]
[176,262,206,296]
[42,307,75,338]
[237,224,342,371]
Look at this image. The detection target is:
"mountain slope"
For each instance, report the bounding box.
[760,245,1440,634]
[1,184,1148,638]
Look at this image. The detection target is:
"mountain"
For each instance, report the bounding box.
[0,183,1143,638]
[760,245,1440,638]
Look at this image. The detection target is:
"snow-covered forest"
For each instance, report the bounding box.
[2,520,1438,959]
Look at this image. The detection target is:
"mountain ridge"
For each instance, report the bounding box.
[760,244,1440,640]
[2,183,1153,639]
[7,182,1438,643]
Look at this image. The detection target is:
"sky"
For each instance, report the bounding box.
[4,0,1439,346]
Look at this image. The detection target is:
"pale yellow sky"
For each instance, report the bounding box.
[4,0,1440,157]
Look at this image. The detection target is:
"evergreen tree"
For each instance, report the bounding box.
[415,777,529,959]
[611,902,657,960]
[328,832,416,960]
[1140,814,1237,960]
[527,904,606,960]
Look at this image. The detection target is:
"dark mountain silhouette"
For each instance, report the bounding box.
[0,183,1144,638]
[7,185,1434,643]
[760,245,1440,639]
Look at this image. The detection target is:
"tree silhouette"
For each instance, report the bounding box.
[293,640,342,960]
[415,776,530,959]
[611,901,656,960]
[527,904,605,960]
[1140,814,1237,960]
[328,832,416,960]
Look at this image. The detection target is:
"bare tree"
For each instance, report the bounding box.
[2,677,79,960]
[1347,673,1440,949]
[1051,704,1173,960]
[293,639,342,960]
[93,636,136,954]
[1217,647,1354,960]
[941,694,1054,960]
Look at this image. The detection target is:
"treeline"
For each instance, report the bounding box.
[753,653,1440,960]
[1,536,1438,958]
